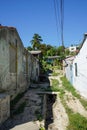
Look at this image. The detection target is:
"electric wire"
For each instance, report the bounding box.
[60,0,64,47]
[53,0,64,47]
[53,0,60,45]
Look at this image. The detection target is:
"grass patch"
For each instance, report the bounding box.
[61,76,80,98]
[45,79,60,92]
[80,98,87,110]
[61,76,87,110]
[58,76,87,129]
[67,112,87,130]
[52,79,59,87]
[39,126,45,130]
[52,72,59,76]
[59,91,87,130]
[35,110,43,121]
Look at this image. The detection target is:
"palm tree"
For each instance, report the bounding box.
[30,33,43,50]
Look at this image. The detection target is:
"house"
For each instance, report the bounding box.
[64,33,87,98]
[0,26,40,99]
[63,56,75,84]
[29,50,41,77]
[0,26,29,99]
[68,45,79,53]
[0,25,40,124]
[30,54,40,82]
[46,56,60,65]
[69,46,77,52]
[72,33,87,98]
[29,50,41,59]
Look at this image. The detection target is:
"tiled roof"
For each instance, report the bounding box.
[0,25,16,30]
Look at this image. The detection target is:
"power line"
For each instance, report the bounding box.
[53,0,64,47]
[60,0,64,47]
[53,0,60,45]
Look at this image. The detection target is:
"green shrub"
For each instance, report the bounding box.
[39,127,45,130]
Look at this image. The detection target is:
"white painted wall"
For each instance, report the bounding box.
[73,35,87,98]
[63,56,74,84]
[69,46,77,52]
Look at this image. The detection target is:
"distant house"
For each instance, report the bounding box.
[63,56,75,84]
[66,45,79,54]
[69,46,77,52]
[46,56,60,65]
[29,50,41,77]
[29,50,41,59]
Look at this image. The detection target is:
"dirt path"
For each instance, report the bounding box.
[48,95,69,130]
[64,91,87,118]
[48,69,87,129]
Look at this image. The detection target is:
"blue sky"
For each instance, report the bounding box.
[0,0,87,47]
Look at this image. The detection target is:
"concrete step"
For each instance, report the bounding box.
[10,122,39,130]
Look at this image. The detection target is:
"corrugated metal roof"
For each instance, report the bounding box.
[29,50,41,54]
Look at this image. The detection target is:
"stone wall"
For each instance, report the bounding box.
[0,94,10,124]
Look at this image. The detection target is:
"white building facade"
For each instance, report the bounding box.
[69,46,77,52]
[63,56,75,84]
[73,34,87,98]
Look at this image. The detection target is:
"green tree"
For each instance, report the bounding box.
[46,44,53,50]
[30,33,43,50]
[39,43,47,56]
[65,49,70,56]
[27,46,32,51]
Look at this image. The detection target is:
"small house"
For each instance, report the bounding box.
[63,56,75,84]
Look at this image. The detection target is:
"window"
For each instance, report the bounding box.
[75,63,77,76]
[15,39,17,47]
[70,64,72,71]
[9,46,16,73]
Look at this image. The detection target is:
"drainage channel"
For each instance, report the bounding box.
[45,94,57,130]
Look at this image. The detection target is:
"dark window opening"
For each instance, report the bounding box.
[75,63,77,76]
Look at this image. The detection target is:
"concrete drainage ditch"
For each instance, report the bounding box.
[42,93,57,130]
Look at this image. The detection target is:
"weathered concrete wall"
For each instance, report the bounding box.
[0,27,28,99]
[30,56,39,82]
[0,27,40,99]
[0,94,10,124]
[0,26,40,125]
